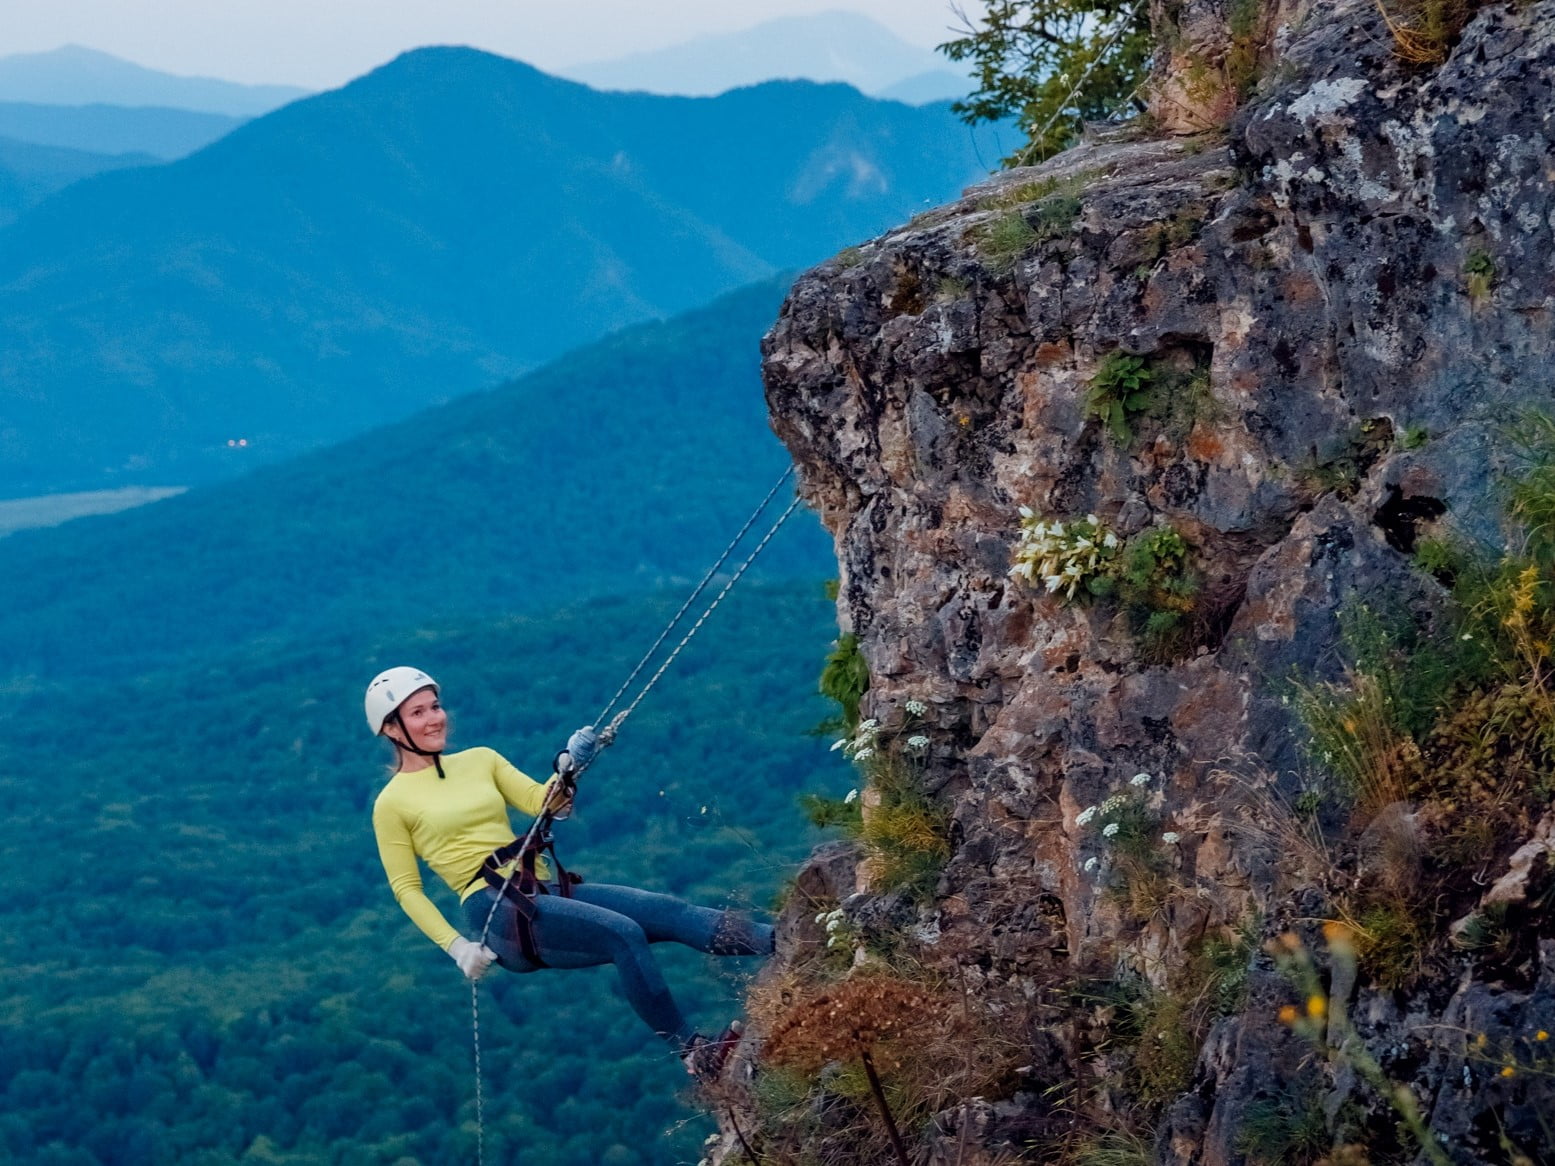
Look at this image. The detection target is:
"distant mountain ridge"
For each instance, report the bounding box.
[0,44,309,115]
[563,11,970,101]
[0,134,155,227]
[0,46,1013,496]
[0,100,244,158]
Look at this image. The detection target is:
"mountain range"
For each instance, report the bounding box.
[0,276,831,686]
[0,99,244,158]
[0,44,309,115]
[563,11,969,102]
[0,46,1011,496]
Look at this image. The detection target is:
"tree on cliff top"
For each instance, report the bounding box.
[940,0,1152,165]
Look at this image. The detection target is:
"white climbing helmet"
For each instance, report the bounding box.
[364,666,438,735]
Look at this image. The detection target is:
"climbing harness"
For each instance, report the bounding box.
[468,798,583,965]
[468,465,804,1164]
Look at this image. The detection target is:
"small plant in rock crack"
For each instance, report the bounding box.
[1109,525,1202,662]
[1075,772,1177,917]
[1086,351,1156,443]
[1009,511,1203,659]
[824,702,950,899]
[1464,249,1496,300]
[1008,510,1120,598]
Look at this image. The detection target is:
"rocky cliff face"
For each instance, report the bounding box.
[726,1,1555,1162]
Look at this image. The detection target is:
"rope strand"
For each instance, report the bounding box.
[470,476,804,1163]
[597,466,794,725]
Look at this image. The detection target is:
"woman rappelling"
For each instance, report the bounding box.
[365,664,770,1078]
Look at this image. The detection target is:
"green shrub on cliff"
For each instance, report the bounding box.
[940,0,1153,164]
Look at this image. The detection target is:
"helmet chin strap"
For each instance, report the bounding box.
[390,710,446,779]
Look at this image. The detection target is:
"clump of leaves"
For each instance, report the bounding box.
[1114,526,1201,662]
[819,632,869,732]
[1296,418,1395,500]
[1086,352,1155,443]
[1464,248,1496,300]
[973,193,1082,270]
[941,0,1154,164]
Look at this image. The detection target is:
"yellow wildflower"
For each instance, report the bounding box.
[1306,995,1327,1020]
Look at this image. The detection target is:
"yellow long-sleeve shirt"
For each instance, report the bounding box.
[371,746,558,951]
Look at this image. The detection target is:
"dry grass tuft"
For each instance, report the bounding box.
[1372,0,1479,63]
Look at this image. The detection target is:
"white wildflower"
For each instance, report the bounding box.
[826,916,843,932]
[706,1133,722,1146]
[907,735,930,750]
[857,719,879,734]
[1102,531,1119,549]
[1101,795,1125,812]
[1161,831,1181,844]
[1130,772,1152,787]
[1083,856,1099,872]
[854,746,875,761]
[1019,505,1034,520]
[1076,805,1098,826]
[830,738,847,751]
[815,912,829,924]
[844,788,859,804]
[1102,822,1120,838]
[1461,633,1473,641]
[905,699,927,716]
[1050,522,1065,537]
[1044,574,1065,593]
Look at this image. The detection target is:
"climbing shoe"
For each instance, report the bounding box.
[682,1021,743,1080]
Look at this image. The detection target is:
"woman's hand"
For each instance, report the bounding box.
[448,936,498,981]
[557,724,602,773]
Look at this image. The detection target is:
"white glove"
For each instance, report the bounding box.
[449,936,498,981]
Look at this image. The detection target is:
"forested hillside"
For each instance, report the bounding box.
[0,277,830,684]
[0,46,1012,495]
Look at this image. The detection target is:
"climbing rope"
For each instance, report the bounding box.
[469,470,806,1163]
[596,465,795,726]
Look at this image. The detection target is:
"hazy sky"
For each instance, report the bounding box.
[2,1,986,89]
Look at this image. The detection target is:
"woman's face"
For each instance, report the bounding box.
[390,686,447,752]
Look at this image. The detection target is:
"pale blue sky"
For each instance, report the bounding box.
[2,1,985,89]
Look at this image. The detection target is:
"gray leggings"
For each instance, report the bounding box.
[462,881,774,1050]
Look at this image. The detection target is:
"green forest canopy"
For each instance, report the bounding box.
[0,583,850,1165]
